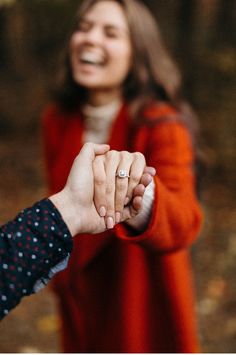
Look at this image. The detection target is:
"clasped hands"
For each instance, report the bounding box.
[50,143,156,236]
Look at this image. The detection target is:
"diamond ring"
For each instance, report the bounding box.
[116,169,130,178]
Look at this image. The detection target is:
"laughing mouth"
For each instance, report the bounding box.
[79,51,106,66]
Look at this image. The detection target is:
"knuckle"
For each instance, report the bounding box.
[93,156,103,167]
[95,176,106,186]
[120,150,129,158]
[106,183,114,195]
[134,151,145,162]
[107,150,117,160]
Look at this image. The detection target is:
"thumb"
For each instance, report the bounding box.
[80,142,110,161]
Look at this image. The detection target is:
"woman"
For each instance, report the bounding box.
[42,0,203,352]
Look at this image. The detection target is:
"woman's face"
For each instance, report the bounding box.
[69,1,132,94]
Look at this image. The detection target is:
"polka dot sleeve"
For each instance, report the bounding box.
[0,199,73,319]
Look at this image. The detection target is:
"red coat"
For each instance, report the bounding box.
[42,102,203,353]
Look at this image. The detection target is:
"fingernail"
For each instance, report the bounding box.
[124,197,129,205]
[99,206,106,217]
[115,212,121,223]
[106,217,114,229]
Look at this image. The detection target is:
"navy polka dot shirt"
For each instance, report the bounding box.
[0,199,73,319]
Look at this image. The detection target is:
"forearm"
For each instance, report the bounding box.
[0,199,73,319]
[115,176,202,252]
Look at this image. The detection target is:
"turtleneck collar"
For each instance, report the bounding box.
[81,98,123,143]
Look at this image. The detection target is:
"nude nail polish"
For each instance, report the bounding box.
[124,197,129,205]
[106,217,114,229]
[115,212,121,223]
[99,206,106,217]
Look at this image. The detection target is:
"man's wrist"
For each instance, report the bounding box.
[49,189,82,237]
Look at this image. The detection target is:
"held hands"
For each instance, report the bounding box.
[50,143,155,236]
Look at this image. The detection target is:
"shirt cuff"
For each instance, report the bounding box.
[29,198,73,293]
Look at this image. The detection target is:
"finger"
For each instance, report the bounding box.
[80,142,110,160]
[93,155,107,217]
[114,151,133,222]
[131,195,143,213]
[132,184,145,198]
[129,185,145,215]
[144,166,156,176]
[120,185,145,222]
[139,173,153,187]
[120,206,131,221]
[104,150,120,228]
[92,143,110,156]
[126,152,146,204]
[121,196,143,221]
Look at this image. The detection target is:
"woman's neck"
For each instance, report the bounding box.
[87,88,122,107]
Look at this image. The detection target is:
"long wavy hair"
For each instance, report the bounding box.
[53,0,205,193]
[54,0,199,141]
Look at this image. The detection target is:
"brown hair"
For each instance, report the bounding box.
[54,0,198,138]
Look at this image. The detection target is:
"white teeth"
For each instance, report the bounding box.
[80,52,104,65]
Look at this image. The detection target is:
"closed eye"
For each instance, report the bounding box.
[104,25,128,39]
[77,19,92,33]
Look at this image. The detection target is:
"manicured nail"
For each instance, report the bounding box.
[106,217,114,229]
[124,197,129,205]
[115,212,121,223]
[99,206,106,217]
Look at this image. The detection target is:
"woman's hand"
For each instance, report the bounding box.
[121,166,156,221]
[93,150,156,229]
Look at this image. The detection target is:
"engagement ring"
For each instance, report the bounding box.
[116,169,130,178]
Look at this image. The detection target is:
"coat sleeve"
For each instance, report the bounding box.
[0,199,73,319]
[114,120,203,253]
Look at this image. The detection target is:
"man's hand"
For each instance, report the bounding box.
[50,143,110,235]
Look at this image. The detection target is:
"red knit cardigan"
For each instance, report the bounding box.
[42,102,203,353]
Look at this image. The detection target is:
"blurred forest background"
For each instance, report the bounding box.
[0,0,236,352]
